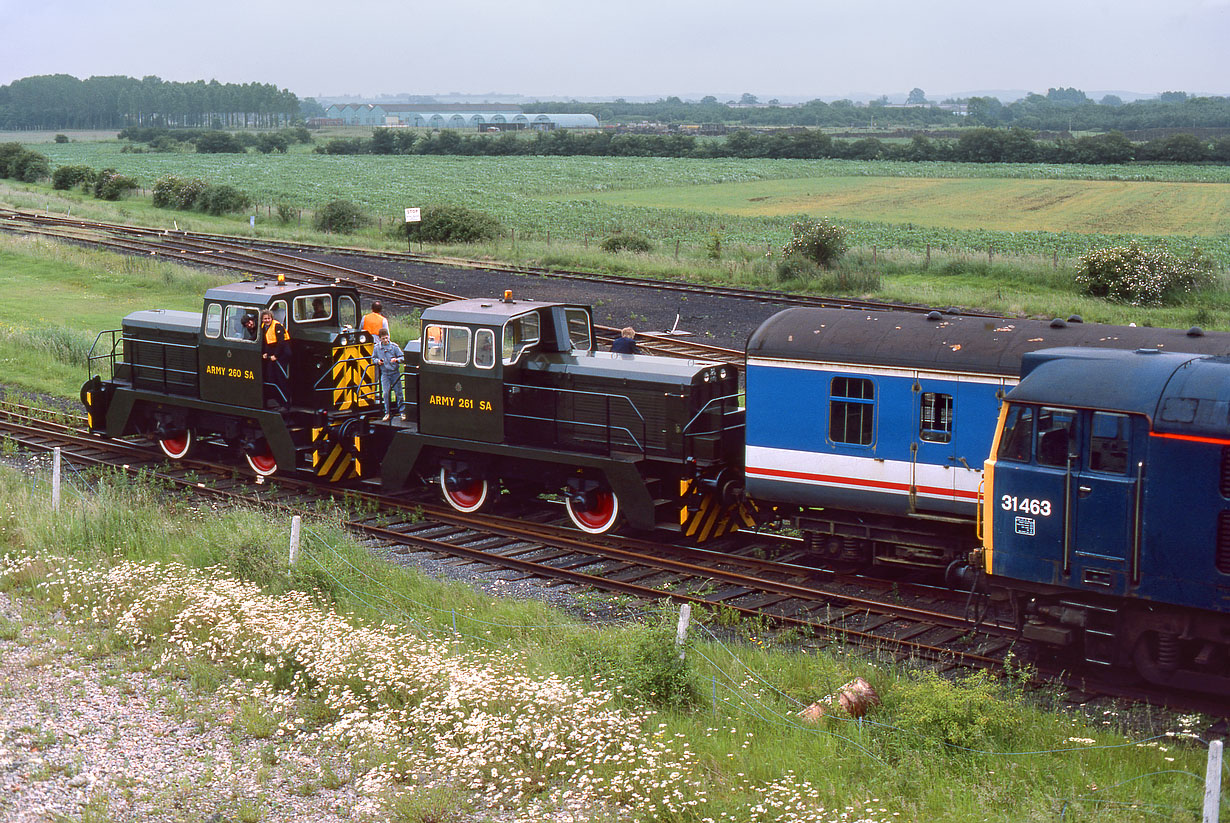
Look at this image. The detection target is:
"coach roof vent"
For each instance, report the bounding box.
[925,310,943,321]
[1188,326,1205,337]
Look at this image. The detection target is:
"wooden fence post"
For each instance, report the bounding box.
[52,447,61,513]
[288,515,301,566]
[1204,739,1223,823]
[675,602,692,661]
[925,244,931,268]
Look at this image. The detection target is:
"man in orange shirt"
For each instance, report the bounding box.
[362,301,389,337]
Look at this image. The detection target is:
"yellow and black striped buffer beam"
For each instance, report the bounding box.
[311,426,362,482]
[679,479,759,543]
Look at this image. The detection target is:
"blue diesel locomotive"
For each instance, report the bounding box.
[982,348,1230,690]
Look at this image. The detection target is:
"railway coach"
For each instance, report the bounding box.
[743,308,1230,573]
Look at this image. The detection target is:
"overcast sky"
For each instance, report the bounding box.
[2,0,1227,101]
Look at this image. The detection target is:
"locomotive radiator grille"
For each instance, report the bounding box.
[1221,447,1230,498]
[1218,510,1230,575]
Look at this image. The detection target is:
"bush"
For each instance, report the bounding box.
[782,218,848,269]
[313,200,369,234]
[888,671,1023,751]
[1076,241,1216,306]
[194,131,246,154]
[275,202,298,224]
[152,175,208,210]
[197,184,252,216]
[0,145,52,183]
[399,205,501,244]
[54,134,68,144]
[92,168,138,201]
[51,165,96,191]
[600,233,653,254]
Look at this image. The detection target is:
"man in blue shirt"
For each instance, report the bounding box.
[610,326,638,355]
[372,329,406,421]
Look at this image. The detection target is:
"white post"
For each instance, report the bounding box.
[288,515,301,566]
[1205,739,1223,823]
[51,447,61,512]
[675,602,692,660]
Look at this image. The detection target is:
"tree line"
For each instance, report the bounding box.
[521,89,1230,131]
[0,74,300,130]
[307,126,1230,165]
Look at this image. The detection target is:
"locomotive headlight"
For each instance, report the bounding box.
[719,367,729,379]
[702,371,712,383]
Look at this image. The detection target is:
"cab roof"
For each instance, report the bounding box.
[422,297,583,326]
[1011,347,1230,438]
[202,280,354,306]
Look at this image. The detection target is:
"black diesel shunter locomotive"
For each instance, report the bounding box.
[82,280,750,539]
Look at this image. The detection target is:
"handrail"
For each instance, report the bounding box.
[681,392,743,437]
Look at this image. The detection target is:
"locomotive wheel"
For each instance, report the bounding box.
[439,468,490,513]
[245,447,278,477]
[566,489,620,534]
[158,429,192,460]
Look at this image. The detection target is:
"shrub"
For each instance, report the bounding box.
[152,175,208,210]
[194,131,246,154]
[600,233,653,254]
[93,168,138,200]
[51,165,96,191]
[400,204,501,244]
[54,134,68,144]
[888,670,1023,751]
[197,184,252,216]
[1076,241,1216,306]
[313,199,369,234]
[782,218,848,269]
[275,202,297,224]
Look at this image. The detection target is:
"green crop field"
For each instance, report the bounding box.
[21,141,1230,263]
[581,176,1230,236]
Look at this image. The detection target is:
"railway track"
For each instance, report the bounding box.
[2,402,1224,717]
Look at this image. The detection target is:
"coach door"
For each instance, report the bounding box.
[1069,411,1141,596]
[911,379,958,512]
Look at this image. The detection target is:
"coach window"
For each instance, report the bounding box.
[1089,412,1130,474]
[998,404,1034,462]
[422,324,471,367]
[503,312,541,365]
[829,376,875,446]
[919,392,953,443]
[204,303,222,338]
[1037,407,1078,468]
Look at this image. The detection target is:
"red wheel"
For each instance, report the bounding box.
[245,447,278,477]
[566,489,620,534]
[440,467,489,513]
[158,429,192,460]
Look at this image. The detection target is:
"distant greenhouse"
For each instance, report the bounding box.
[321,103,598,131]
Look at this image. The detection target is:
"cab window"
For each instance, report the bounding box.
[1037,407,1078,468]
[423,324,470,367]
[564,308,592,352]
[998,404,1033,462]
[270,300,288,327]
[204,303,222,338]
[503,312,541,365]
[293,294,332,323]
[224,305,258,342]
[475,329,496,369]
[337,295,357,328]
[1089,412,1130,474]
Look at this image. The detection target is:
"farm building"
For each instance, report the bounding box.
[322,103,599,130]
